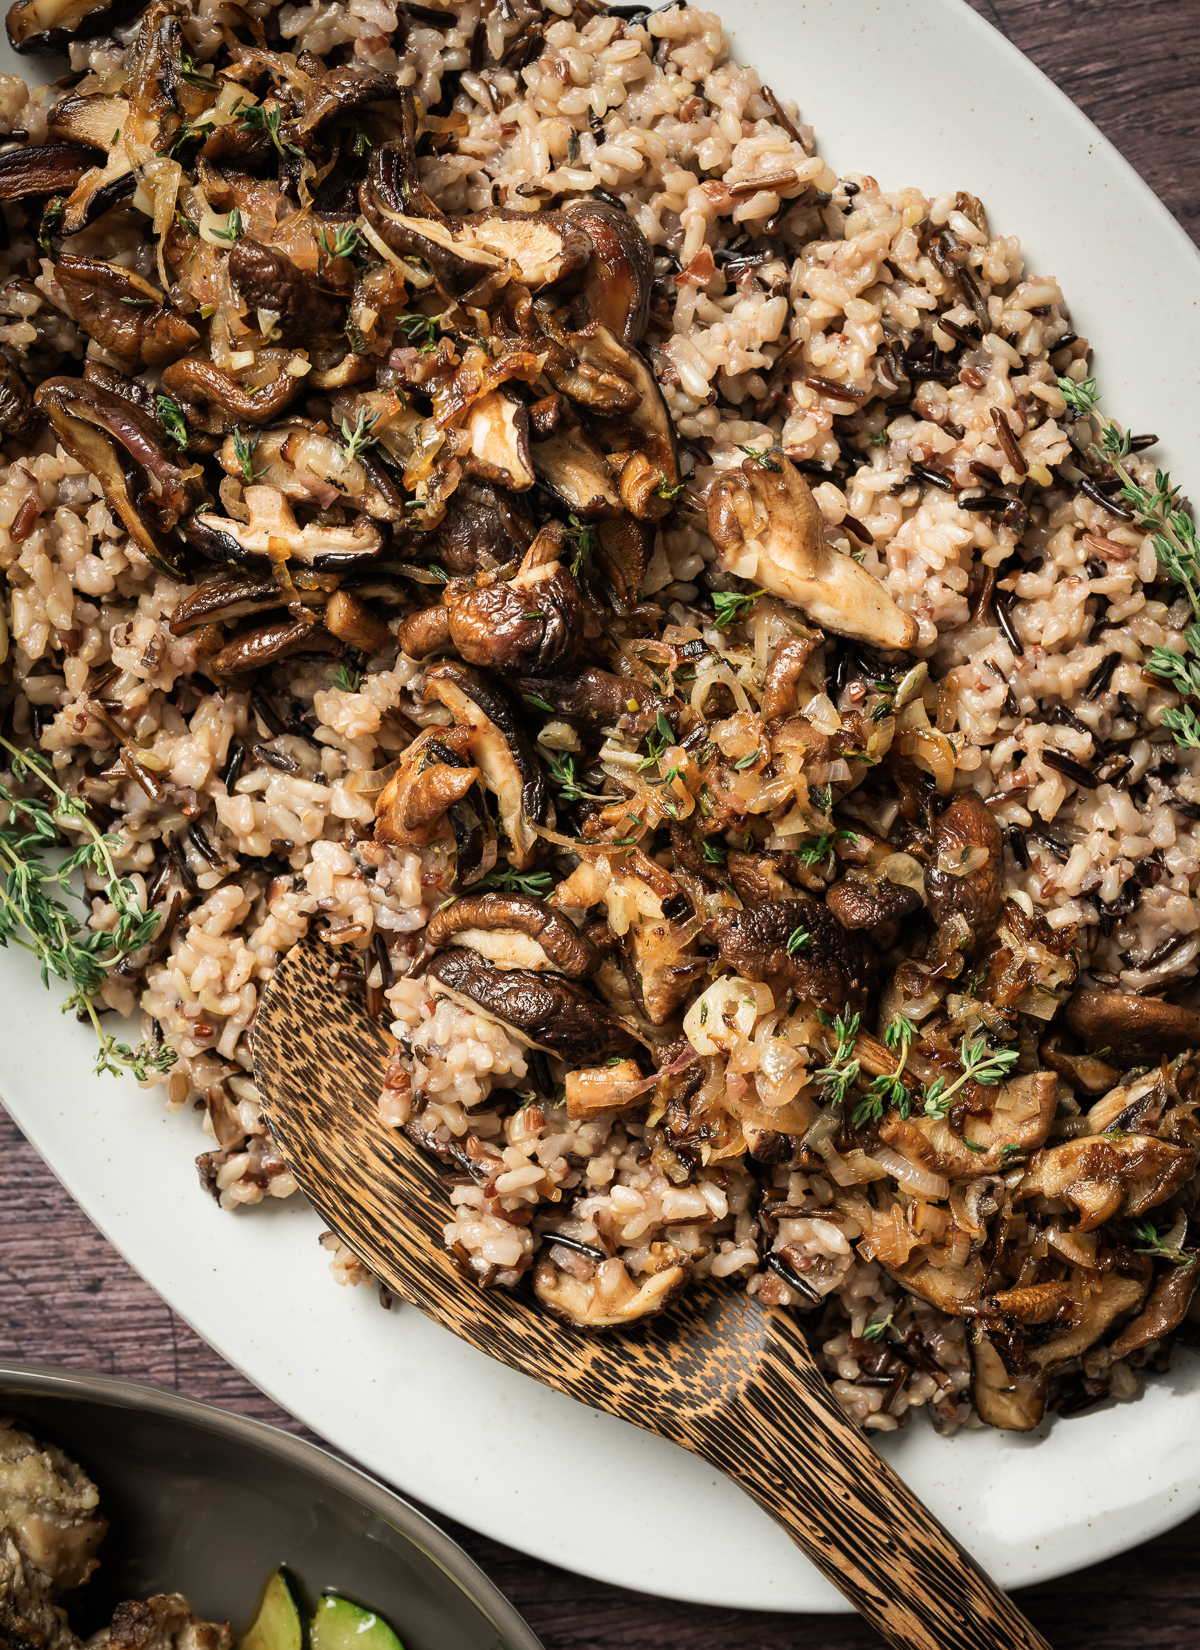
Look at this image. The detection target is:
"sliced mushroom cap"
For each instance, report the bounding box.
[0,142,101,199]
[881,1071,1057,1180]
[562,198,654,345]
[514,666,669,735]
[460,207,592,288]
[530,422,622,517]
[186,485,385,572]
[1025,1263,1153,1373]
[970,1328,1046,1432]
[925,793,1004,942]
[161,355,305,427]
[8,0,144,52]
[1109,1254,1200,1356]
[1019,1134,1198,1229]
[583,334,681,518]
[761,633,825,722]
[425,477,535,576]
[212,616,343,678]
[826,870,923,932]
[47,96,137,235]
[709,897,877,1011]
[1063,988,1200,1065]
[34,374,205,567]
[375,726,479,847]
[396,604,451,659]
[595,514,654,602]
[55,256,200,370]
[218,423,406,523]
[0,354,39,443]
[565,1057,650,1119]
[426,947,641,1064]
[296,60,402,134]
[543,322,640,415]
[884,1251,984,1316]
[422,661,549,869]
[707,457,918,651]
[169,570,282,635]
[447,524,582,675]
[533,1250,688,1328]
[425,892,599,978]
[461,388,534,490]
[227,239,345,345]
[726,850,804,904]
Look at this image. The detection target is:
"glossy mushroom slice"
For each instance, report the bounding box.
[211,615,343,679]
[514,666,670,736]
[461,388,534,490]
[55,256,200,371]
[562,198,654,345]
[422,661,549,868]
[423,892,599,977]
[587,340,681,519]
[531,422,622,517]
[1109,1255,1200,1356]
[533,1250,688,1328]
[0,355,39,443]
[708,898,877,1011]
[446,523,583,675]
[1024,1263,1153,1374]
[925,793,1005,944]
[1062,988,1200,1065]
[424,477,535,576]
[0,143,101,199]
[34,375,205,568]
[970,1331,1047,1434]
[168,570,283,635]
[226,240,346,345]
[1018,1134,1198,1230]
[374,727,479,848]
[879,1071,1057,1179]
[7,0,145,53]
[186,485,385,572]
[425,947,641,1064]
[161,356,305,428]
[46,95,137,234]
[707,456,918,650]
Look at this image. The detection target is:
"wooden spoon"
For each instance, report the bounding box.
[253,940,1053,1650]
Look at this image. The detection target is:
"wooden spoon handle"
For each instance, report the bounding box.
[676,1311,1051,1650]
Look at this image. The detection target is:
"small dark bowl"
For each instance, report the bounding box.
[0,1363,541,1650]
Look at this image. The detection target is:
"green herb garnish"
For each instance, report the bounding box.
[156,395,190,451]
[922,1034,1019,1120]
[711,588,765,630]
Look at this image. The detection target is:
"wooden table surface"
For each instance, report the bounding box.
[3,2,1200,1645]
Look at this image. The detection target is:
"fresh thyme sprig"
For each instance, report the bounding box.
[1057,374,1200,746]
[922,1033,1019,1120]
[472,866,556,898]
[331,663,361,692]
[1130,1217,1191,1266]
[794,826,853,868]
[209,206,243,244]
[319,222,366,262]
[231,428,260,484]
[546,753,609,804]
[0,738,177,1080]
[786,923,811,957]
[338,407,380,465]
[814,1010,861,1107]
[710,587,765,630]
[738,441,783,471]
[235,99,304,158]
[397,312,440,352]
[861,1312,895,1343]
[852,1015,917,1128]
[566,513,597,579]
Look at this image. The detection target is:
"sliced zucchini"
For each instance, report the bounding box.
[310,1594,404,1650]
[239,1568,305,1650]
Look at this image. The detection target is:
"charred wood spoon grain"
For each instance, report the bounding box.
[253,940,1053,1650]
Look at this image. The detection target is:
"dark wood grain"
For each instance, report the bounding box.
[252,941,1051,1650]
[2,6,1199,1646]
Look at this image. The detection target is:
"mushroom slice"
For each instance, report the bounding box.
[595,514,654,602]
[422,661,549,869]
[880,1072,1057,1180]
[227,239,345,346]
[531,422,622,517]
[426,948,642,1064]
[375,727,479,847]
[533,1251,688,1329]
[447,523,583,675]
[925,793,1004,944]
[426,477,535,576]
[709,898,877,1012]
[462,389,534,490]
[708,457,918,651]
[396,605,451,659]
[514,666,668,735]
[169,571,282,635]
[761,633,825,722]
[55,256,200,370]
[161,356,304,427]
[425,892,599,978]
[884,1251,985,1317]
[1062,988,1200,1065]
[212,616,343,679]
[0,143,100,199]
[186,486,385,572]
[589,340,681,519]
[47,96,137,235]
[0,355,39,443]
[565,1057,650,1119]
[826,870,922,932]
[296,60,401,134]
[1109,1254,1200,1356]
[970,1330,1047,1432]
[34,375,205,567]
[542,323,641,415]
[1025,1264,1153,1373]
[324,590,391,655]
[218,424,405,523]
[6,0,139,51]
[1018,1134,1198,1230]
[562,198,654,345]
[460,207,591,288]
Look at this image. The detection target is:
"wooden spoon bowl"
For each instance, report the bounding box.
[253,939,1053,1650]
